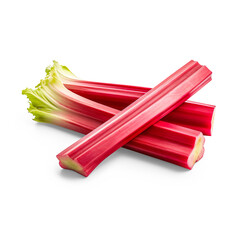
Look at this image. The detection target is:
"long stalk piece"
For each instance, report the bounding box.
[63,73,215,136]
[27,105,205,170]
[57,60,212,176]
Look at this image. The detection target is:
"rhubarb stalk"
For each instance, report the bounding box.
[26,103,205,170]
[57,60,212,176]
[58,64,215,136]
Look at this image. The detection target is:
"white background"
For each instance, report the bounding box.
[0,0,239,239]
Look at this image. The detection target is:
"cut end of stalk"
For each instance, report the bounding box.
[210,108,216,135]
[58,155,88,177]
[197,147,205,162]
[187,134,205,169]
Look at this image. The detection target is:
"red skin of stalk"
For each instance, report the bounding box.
[51,110,204,170]
[65,81,215,136]
[57,60,212,176]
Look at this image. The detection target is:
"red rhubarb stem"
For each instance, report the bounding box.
[57,60,212,176]
[33,108,204,169]
[64,77,215,136]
